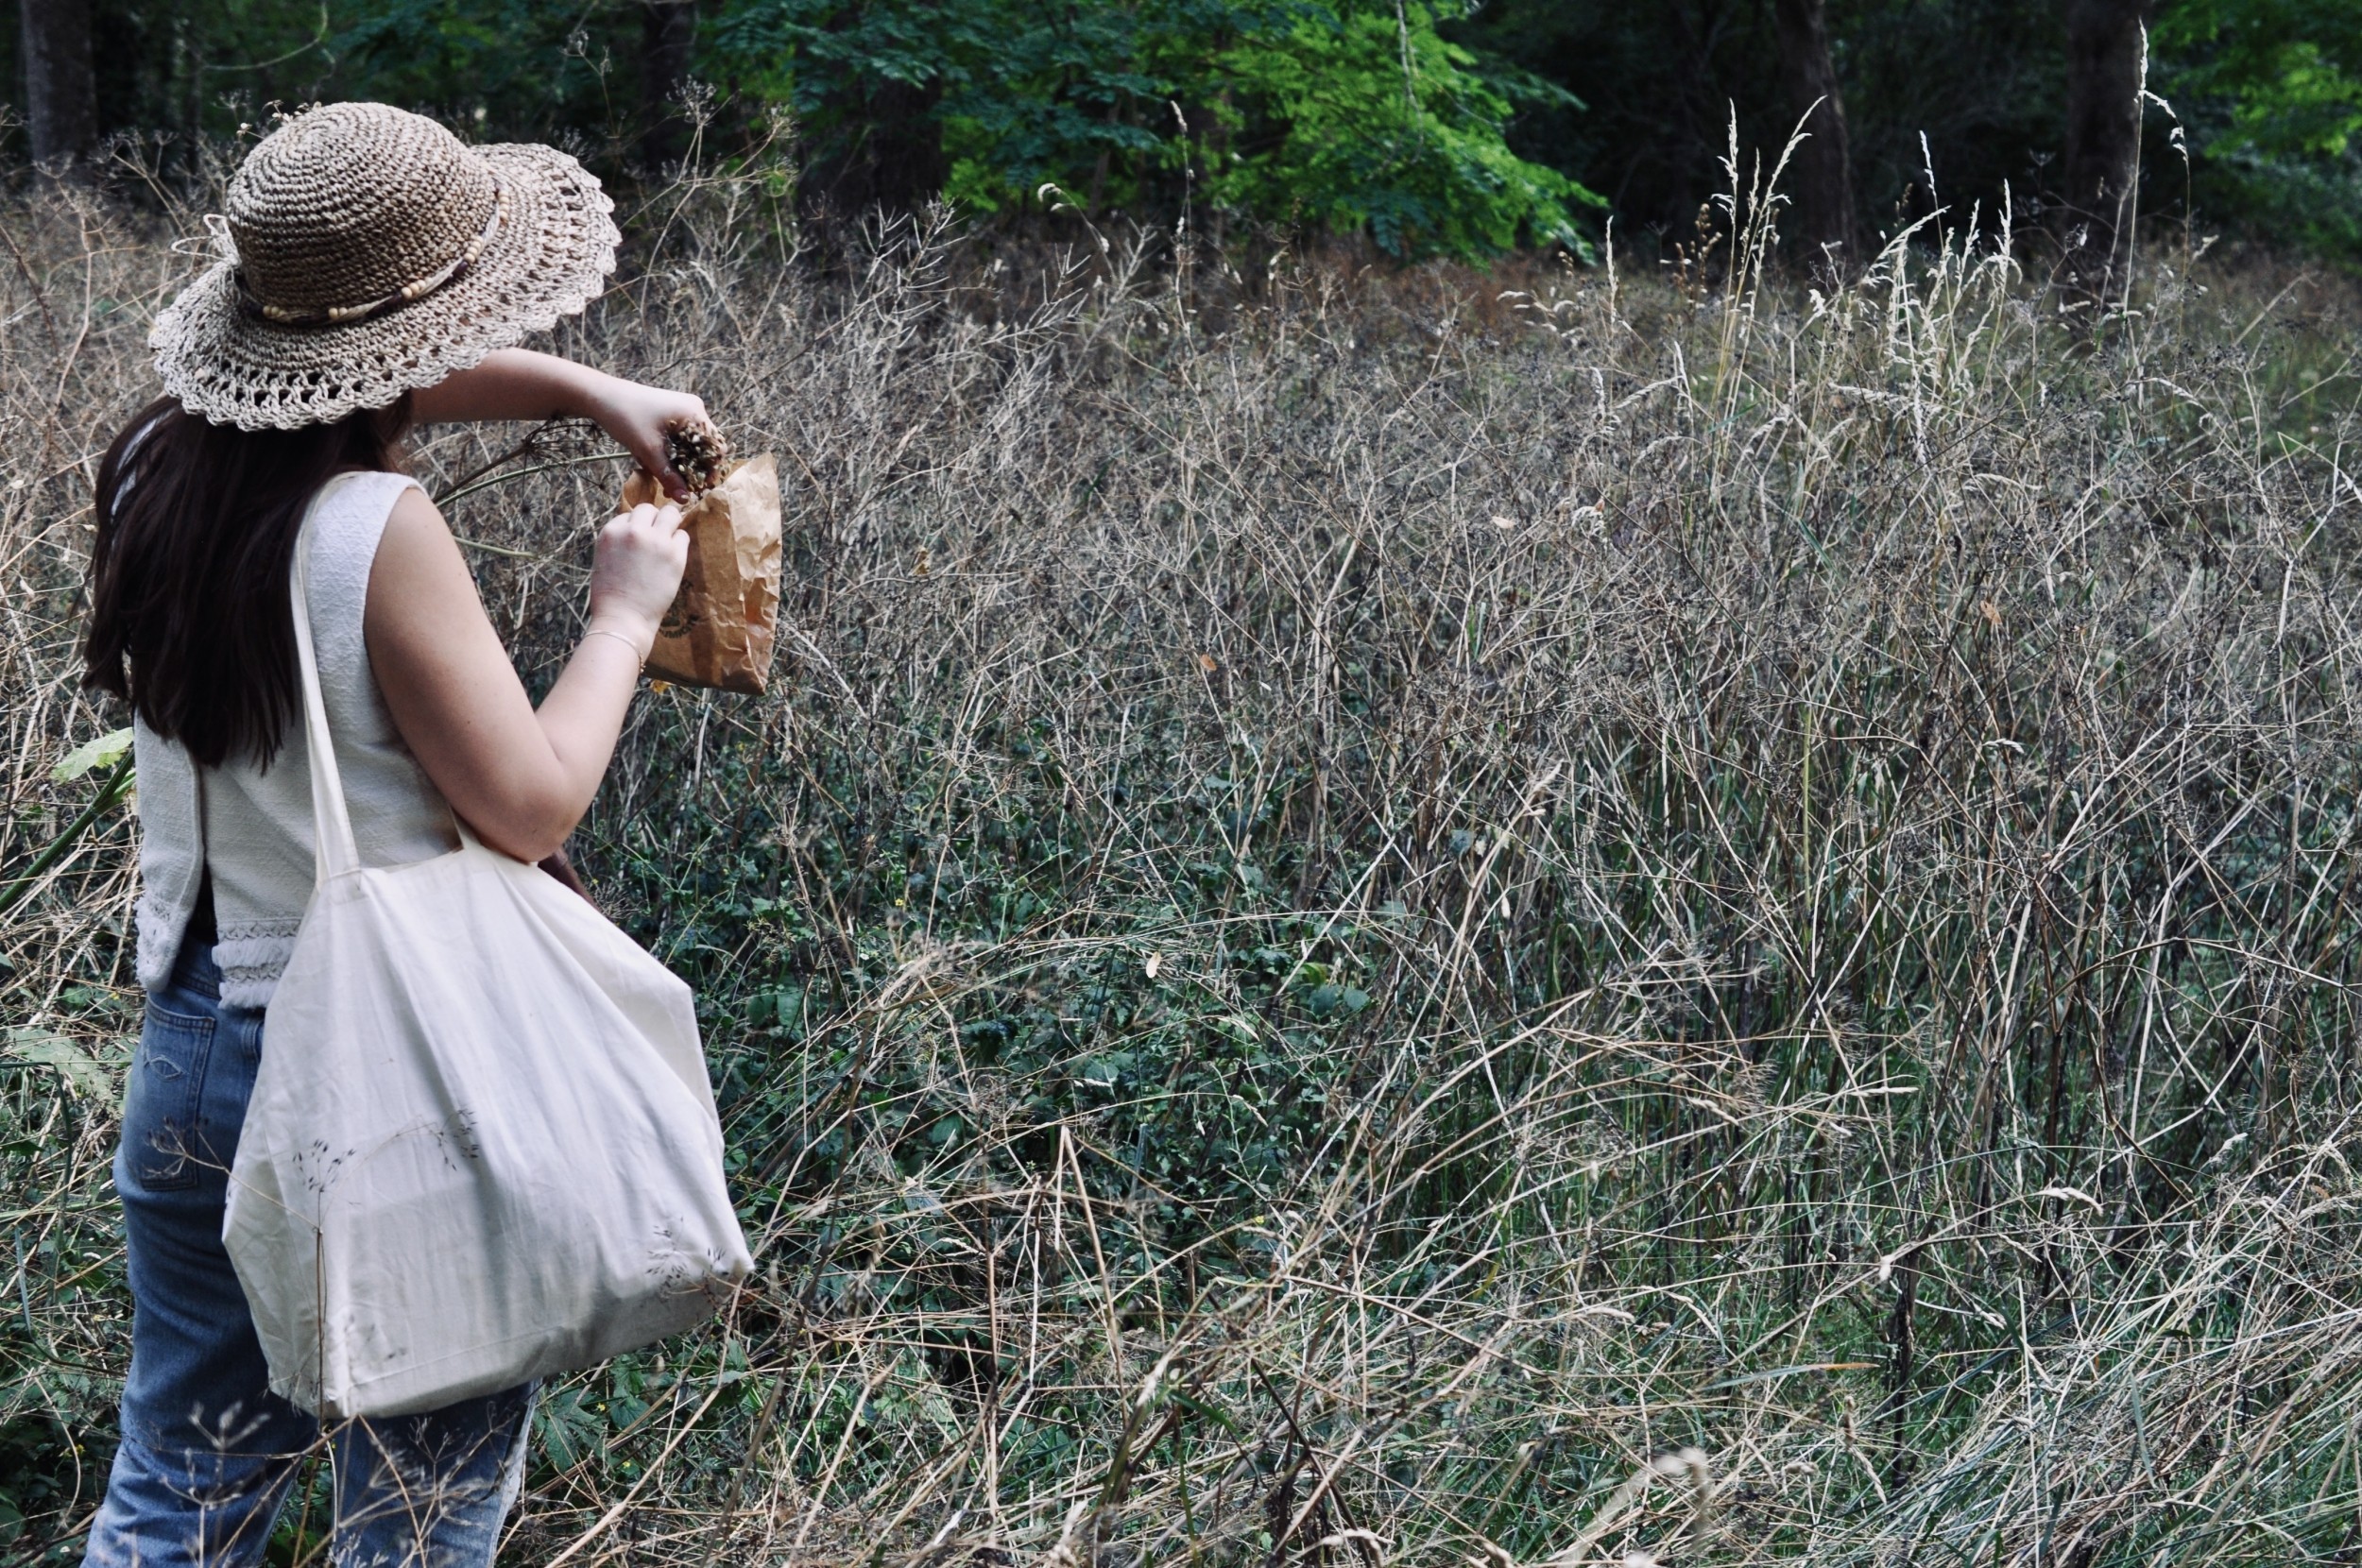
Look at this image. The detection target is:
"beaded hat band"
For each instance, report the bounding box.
[235,181,510,329]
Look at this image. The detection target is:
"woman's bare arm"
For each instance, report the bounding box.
[365,486,686,862]
[411,348,713,501]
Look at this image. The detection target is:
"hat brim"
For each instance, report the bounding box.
[151,142,619,431]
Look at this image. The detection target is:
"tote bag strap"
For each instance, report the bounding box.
[287,485,362,888]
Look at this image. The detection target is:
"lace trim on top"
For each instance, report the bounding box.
[135,888,191,995]
[212,917,304,1010]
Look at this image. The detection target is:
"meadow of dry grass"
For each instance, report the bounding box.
[4,157,2362,1566]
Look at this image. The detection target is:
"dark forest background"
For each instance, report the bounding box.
[4,1,2357,268]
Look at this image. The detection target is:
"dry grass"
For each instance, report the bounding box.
[5,150,2362,1566]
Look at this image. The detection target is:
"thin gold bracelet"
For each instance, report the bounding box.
[582,627,647,662]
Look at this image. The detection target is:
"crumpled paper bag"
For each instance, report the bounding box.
[621,453,782,695]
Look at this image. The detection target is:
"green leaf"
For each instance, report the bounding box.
[1303,983,1373,1020]
[51,728,134,784]
[1,1028,113,1100]
[534,1388,604,1471]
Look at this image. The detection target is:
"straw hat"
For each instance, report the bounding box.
[151,102,619,430]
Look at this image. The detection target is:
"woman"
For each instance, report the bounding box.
[79,102,702,1566]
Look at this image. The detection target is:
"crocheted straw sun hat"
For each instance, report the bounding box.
[151,102,619,430]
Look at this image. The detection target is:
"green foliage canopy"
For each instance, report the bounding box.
[1201,6,1599,259]
[704,0,1601,260]
[2154,0,2362,258]
[5,0,2359,265]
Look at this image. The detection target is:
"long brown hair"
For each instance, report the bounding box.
[82,395,412,769]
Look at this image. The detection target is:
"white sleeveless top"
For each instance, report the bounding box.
[134,469,461,1008]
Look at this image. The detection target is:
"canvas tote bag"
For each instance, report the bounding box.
[222,502,754,1420]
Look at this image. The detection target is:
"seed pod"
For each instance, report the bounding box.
[667,422,731,497]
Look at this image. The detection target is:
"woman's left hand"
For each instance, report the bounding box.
[584,379,715,503]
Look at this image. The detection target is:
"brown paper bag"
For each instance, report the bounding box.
[621,453,782,694]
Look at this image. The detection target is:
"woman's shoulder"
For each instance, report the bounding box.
[308,469,428,622]
[318,466,422,520]
[312,468,424,560]
[365,485,477,642]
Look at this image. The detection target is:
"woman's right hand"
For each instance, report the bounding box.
[585,502,689,652]
[369,490,686,862]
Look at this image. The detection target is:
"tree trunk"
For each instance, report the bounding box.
[640,0,698,172]
[2061,0,2153,315]
[803,78,947,225]
[796,2,946,244]
[21,0,97,171]
[1772,0,1858,276]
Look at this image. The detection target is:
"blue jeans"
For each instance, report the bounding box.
[82,942,534,1568]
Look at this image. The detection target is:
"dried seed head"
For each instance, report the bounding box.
[667,422,730,496]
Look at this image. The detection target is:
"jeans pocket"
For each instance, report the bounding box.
[120,1000,217,1192]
